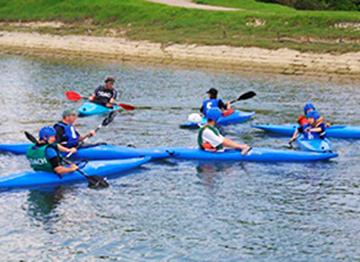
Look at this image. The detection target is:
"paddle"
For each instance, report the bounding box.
[24,131,109,189]
[65,90,136,111]
[229,91,257,104]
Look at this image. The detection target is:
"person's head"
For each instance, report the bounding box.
[104,76,115,89]
[62,109,78,124]
[304,102,316,115]
[306,111,320,125]
[39,126,57,144]
[297,115,308,127]
[207,108,222,125]
[206,88,218,99]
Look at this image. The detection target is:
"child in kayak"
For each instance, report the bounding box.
[289,111,326,144]
[89,76,118,108]
[289,115,311,144]
[306,111,327,139]
[54,110,96,148]
[200,88,232,117]
[198,108,251,154]
[26,127,78,176]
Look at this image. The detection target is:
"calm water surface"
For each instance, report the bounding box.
[0,55,359,261]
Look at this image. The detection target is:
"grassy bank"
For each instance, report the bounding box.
[0,0,359,53]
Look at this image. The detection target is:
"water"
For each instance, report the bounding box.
[0,54,359,261]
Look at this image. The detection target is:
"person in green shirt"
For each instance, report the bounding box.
[26,126,78,176]
[198,108,251,154]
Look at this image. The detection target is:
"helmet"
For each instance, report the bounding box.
[39,126,57,141]
[306,110,320,121]
[297,115,308,126]
[304,102,316,115]
[206,108,222,122]
[188,113,203,124]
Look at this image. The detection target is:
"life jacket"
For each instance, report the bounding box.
[26,144,58,172]
[202,99,221,116]
[198,125,224,152]
[54,122,80,148]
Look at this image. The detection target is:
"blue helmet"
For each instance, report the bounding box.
[39,126,57,141]
[207,108,222,122]
[304,102,316,115]
[306,110,320,121]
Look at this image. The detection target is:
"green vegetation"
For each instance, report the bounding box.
[258,0,360,11]
[0,0,359,53]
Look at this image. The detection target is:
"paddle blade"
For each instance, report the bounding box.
[119,103,136,111]
[102,111,117,127]
[87,176,109,189]
[237,91,257,101]
[24,131,38,144]
[65,91,83,102]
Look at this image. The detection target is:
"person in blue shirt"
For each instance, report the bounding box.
[54,109,96,148]
[306,111,327,139]
[26,126,78,175]
[200,88,230,117]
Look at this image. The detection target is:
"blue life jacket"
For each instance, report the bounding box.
[202,99,221,116]
[54,122,80,148]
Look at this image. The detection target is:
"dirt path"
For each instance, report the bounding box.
[146,0,239,11]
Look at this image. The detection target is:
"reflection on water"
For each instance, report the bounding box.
[0,54,359,260]
[27,188,65,222]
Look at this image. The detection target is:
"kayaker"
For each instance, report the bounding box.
[89,76,118,108]
[26,126,78,175]
[200,88,231,117]
[198,108,251,154]
[306,110,327,139]
[303,102,316,115]
[289,115,311,144]
[54,109,96,148]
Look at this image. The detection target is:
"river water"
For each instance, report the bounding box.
[0,55,359,261]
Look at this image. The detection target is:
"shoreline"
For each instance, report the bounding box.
[0,31,359,82]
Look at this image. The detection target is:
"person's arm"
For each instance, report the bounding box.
[54,125,64,144]
[223,138,250,153]
[54,164,78,175]
[79,130,96,142]
[200,105,204,114]
[218,100,229,110]
[289,129,299,143]
[88,95,95,101]
[57,144,77,154]
[46,147,78,175]
[89,86,100,101]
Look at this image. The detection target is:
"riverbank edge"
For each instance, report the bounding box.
[0,31,359,81]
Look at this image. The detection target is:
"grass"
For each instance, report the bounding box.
[0,0,359,53]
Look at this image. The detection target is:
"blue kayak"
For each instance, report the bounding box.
[78,102,121,117]
[253,124,360,139]
[0,157,150,190]
[296,136,333,153]
[0,144,170,160]
[166,147,337,162]
[180,111,255,129]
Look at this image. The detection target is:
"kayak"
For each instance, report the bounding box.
[0,144,170,160]
[78,102,121,117]
[180,111,255,129]
[166,147,338,162]
[0,157,150,190]
[296,136,332,153]
[252,124,360,139]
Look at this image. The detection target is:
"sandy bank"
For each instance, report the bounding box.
[0,31,359,81]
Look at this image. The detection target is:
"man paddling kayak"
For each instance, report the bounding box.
[200,88,231,117]
[54,109,96,148]
[198,108,251,154]
[26,127,78,175]
[89,76,118,108]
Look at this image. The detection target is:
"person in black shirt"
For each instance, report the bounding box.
[89,76,118,108]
